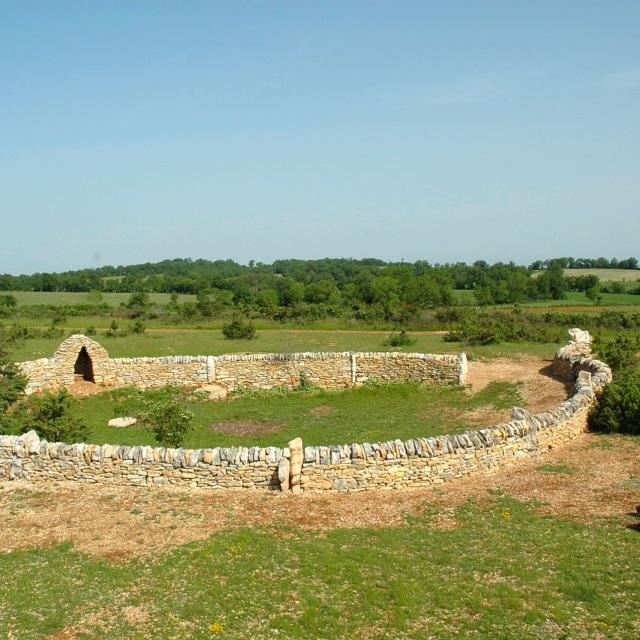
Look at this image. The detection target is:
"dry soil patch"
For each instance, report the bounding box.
[467,355,571,416]
[2,434,638,560]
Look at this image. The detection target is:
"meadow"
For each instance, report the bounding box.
[3,289,639,640]
[71,380,522,449]
[562,268,640,282]
[6,328,560,363]
[2,474,639,639]
[3,291,196,306]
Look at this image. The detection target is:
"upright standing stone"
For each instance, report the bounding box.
[288,437,303,494]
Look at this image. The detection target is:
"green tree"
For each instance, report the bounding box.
[255,289,279,317]
[586,286,603,306]
[0,337,27,428]
[140,389,193,448]
[13,390,88,443]
[196,288,233,317]
[126,291,150,317]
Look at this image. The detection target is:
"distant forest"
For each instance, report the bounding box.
[0,257,638,321]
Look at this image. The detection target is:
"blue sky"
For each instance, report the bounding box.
[1,1,639,274]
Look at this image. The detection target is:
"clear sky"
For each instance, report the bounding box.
[1,1,639,274]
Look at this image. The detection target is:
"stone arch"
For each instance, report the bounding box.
[53,334,110,387]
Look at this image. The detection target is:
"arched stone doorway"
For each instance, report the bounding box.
[74,347,95,383]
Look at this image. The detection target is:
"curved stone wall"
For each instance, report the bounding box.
[0,330,611,493]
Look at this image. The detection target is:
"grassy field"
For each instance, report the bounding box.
[521,291,640,307]
[5,286,640,313]
[530,268,640,282]
[562,268,640,282]
[71,381,521,449]
[6,329,561,362]
[1,492,638,639]
[3,291,196,306]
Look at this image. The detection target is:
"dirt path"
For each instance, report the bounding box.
[2,433,638,560]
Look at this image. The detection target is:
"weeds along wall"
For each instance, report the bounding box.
[16,334,467,394]
[1,330,610,493]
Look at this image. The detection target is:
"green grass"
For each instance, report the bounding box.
[517,291,640,308]
[1,496,639,639]
[536,463,576,475]
[4,291,196,306]
[6,329,560,362]
[72,381,522,449]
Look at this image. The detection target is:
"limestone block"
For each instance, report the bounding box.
[288,437,303,493]
[108,417,137,428]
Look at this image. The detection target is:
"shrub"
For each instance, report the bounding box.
[140,388,193,448]
[222,317,256,340]
[0,341,27,425]
[590,368,640,434]
[85,326,97,336]
[131,320,146,334]
[126,291,150,318]
[444,312,564,345]
[586,286,603,305]
[105,320,129,338]
[12,390,88,442]
[384,330,416,347]
[593,334,640,371]
[51,313,67,326]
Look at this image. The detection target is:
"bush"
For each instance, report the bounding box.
[0,340,27,425]
[140,388,193,448]
[11,390,88,442]
[444,311,564,345]
[590,368,640,434]
[131,320,146,334]
[85,326,97,336]
[384,330,416,348]
[222,317,256,340]
[593,334,640,371]
[105,320,129,338]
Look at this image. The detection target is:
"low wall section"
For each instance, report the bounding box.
[16,334,466,394]
[1,330,611,493]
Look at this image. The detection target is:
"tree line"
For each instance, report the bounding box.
[0,257,637,323]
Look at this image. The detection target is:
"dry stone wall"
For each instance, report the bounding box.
[16,334,466,394]
[1,330,610,493]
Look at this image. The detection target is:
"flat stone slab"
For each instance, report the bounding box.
[108,416,137,428]
[197,384,228,400]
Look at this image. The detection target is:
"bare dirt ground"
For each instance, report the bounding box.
[4,356,635,561]
[2,433,638,560]
[467,355,571,424]
[67,375,103,397]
